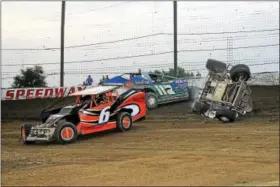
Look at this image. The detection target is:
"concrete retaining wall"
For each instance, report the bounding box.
[1,85,279,121]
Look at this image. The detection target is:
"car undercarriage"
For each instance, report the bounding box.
[192,59,253,123]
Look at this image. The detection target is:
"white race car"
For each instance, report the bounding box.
[192,59,253,123]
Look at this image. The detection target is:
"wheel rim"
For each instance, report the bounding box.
[235,72,248,81]
[60,127,74,141]
[148,96,156,106]
[122,116,131,129]
[208,111,216,119]
[220,116,230,122]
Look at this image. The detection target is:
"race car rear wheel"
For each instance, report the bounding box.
[206,59,227,73]
[55,121,78,144]
[20,124,35,144]
[216,109,238,123]
[230,64,251,82]
[145,92,158,109]
[116,112,133,132]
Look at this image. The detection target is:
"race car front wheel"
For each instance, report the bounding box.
[55,121,78,144]
[116,112,133,132]
[21,124,35,144]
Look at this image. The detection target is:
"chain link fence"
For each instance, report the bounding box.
[2,1,279,88]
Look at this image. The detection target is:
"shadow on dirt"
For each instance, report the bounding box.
[148,99,193,114]
[77,125,147,142]
[19,125,147,146]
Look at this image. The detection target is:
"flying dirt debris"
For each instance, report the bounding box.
[192,59,253,123]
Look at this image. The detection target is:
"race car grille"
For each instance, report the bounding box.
[30,128,51,137]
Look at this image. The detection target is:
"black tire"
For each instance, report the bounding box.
[230,64,251,82]
[54,121,78,144]
[20,124,35,144]
[145,92,158,109]
[192,101,209,113]
[216,109,238,123]
[116,112,133,132]
[206,59,227,73]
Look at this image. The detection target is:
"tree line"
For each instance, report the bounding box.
[10,65,202,88]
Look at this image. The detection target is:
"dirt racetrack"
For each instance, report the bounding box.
[1,86,279,186]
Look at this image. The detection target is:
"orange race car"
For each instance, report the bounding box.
[20,86,147,144]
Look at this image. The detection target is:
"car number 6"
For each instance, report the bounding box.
[98,106,111,124]
[98,104,140,124]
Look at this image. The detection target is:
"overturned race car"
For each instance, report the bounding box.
[192,59,253,123]
[20,86,147,144]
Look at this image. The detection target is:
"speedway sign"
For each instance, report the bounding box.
[1,86,87,100]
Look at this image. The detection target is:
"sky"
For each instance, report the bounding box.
[1,1,279,88]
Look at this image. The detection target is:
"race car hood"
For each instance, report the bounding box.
[39,114,67,128]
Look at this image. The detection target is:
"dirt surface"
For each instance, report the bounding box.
[1,86,279,186]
